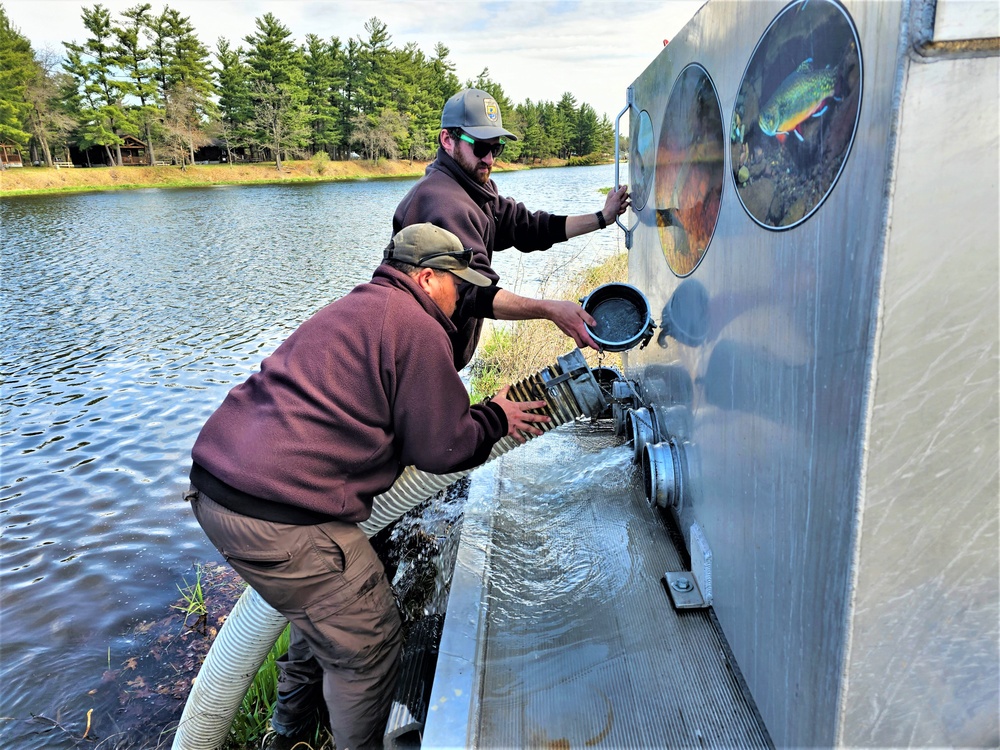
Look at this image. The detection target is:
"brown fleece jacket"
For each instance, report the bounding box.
[393,147,568,369]
[190,265,507,523]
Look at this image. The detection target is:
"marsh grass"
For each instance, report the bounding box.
[226,623,288,746]
[0,158,559,196]
[172,565,208,627]
[225,625,333,749]
[469,251,629,402]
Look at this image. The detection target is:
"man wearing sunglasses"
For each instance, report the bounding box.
[393,88,631,371]
[187,223,550,750]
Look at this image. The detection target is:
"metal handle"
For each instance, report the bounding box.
[614,102,628,194]
[614,89,638,250]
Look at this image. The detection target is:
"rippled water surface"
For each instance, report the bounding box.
[0,166,625,747]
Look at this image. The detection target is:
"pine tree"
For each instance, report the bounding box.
[514,100,545,164]
[164,10,215,165]
[164,9,213,93]
[339,37,362,154]
[595,113,615,156]
[214,39,252,163]
[143,6,215,166]
[302,34,344,157]
[113,2,159,164]
[244,13,308,168]
[429,43,460,105]
[391,43,442,160]
[355,17,394,118]
[556,93,578,158]
[63,4,138,166]
[0,5,35,152]
[413,42,460,158]
[574,102,600,157]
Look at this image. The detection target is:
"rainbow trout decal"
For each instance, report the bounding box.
[758,58,837,143]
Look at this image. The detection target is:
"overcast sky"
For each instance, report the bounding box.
[5,0,704,124]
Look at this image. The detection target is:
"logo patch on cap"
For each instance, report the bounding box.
[484,98,500,123]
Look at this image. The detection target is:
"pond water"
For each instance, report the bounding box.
[0,164,627,748]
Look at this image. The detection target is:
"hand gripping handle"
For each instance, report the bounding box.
[614,90,639,249]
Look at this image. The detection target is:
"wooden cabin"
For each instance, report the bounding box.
[119,135,148,166]
[0,144,24,167]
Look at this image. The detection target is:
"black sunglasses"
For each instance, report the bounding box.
[420,248,473,266]
[458,132,505,160]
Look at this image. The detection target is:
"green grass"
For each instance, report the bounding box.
[224,625,332,748]
[172,565,208,626]
[227,624,292,747]
[166,568,332,748]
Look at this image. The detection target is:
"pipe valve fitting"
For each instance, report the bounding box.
[643,438,686,510]
[627,407,657,464]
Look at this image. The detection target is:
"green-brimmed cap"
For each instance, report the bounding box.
[385,224,492,287]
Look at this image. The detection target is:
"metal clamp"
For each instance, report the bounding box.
[538,349,608,419]
[542,365,588,390]
[637,320,656,350]
[614,87,639,250]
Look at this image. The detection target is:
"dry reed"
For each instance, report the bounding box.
[469,251,629,402]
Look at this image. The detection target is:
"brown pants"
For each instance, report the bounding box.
[190,488,402,749]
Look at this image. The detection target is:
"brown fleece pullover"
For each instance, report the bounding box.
[393,147,569,369]
[190,265,507,524]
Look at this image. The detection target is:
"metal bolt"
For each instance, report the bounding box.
[670,577,693,592]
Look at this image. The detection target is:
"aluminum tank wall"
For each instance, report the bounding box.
[837,34,1000,748]
[624,1,907,746]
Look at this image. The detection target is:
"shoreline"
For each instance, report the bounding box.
[0,157,580,197]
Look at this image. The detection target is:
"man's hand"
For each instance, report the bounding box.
[491,386,550,443]
[602,184,631,223]
[543,299,600,350]
[493,291,599,350]
[564,184,631,238]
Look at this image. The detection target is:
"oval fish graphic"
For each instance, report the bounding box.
[758,58,838,143]
[484,98,500,123]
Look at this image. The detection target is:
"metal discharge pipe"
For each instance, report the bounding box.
[643,438,685,510]
[627,406,658,464]
[172,350,607,750]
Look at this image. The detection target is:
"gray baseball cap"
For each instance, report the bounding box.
[385,224,492,287]
[441,89,518,141]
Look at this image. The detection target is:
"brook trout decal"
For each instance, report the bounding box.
[758,58,837,143]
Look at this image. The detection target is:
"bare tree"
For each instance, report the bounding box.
[162,82,210,168]
[350,107,408,162]
[25,49,75,167]
[250,80,308,169]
